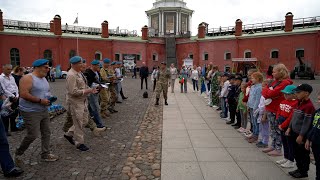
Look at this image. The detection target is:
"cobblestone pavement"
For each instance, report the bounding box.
[1,77,154,180]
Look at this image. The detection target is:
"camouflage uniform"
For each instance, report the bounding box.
[210,71,220,106]
[155,68,171,100]
[99,68,112,115]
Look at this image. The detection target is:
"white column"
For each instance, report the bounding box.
[158,12,161,35]
[189,14,192,33]
[162,11,165,36]
[176,12,179,35]
[148,15,151,28]
[179,12,182,33]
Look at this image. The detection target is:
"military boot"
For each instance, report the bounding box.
[165,99,168,105]
[155,98,159,105]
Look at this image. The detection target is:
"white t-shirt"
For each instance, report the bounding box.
[191,70,199,80]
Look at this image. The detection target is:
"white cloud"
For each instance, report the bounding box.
[0,0,319,35]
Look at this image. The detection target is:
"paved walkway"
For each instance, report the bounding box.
[161,81,316,180]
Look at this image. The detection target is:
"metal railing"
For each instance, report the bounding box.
[206,16,320,37]
[148,28,191,38]
[3,19,138,37]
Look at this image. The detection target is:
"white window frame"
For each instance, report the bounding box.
[203,52,209,61]
[95,51,102,60]
[270,49,279,59]
[224,51,231,60]
[152,53,158,61]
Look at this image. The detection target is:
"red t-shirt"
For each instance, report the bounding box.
[277,99,298,129]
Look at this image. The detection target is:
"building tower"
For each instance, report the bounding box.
[145,0,194,37]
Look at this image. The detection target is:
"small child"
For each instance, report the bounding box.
[255,80,269,148]
[286,84,315,178]
[246,72,263,143]
[219,73,230,119]
[237,82,247,133]
[305,91,320,180]
[276,85,298,168]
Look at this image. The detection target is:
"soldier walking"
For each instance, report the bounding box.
[155,62,171,106]
[64,56,98,151]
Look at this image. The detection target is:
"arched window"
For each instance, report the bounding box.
[69,50,76,59]
[224,52,231,60]
[44,49,53,66]
[244,50,251,58]
[10,48,20,66]
[270,49,279,59]
[152,53,158,61]
[296,49,304,58]
[95,51,102,60]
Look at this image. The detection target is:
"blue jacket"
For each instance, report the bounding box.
[247,83,262,110]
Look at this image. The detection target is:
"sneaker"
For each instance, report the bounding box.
[244,132,253,138]
[267,150,282,156]
[248,136,258,143]
[281,160,295,168]
[276,159,288,165]
[237,127,244,132]
[64,135,75,145]
[226,121,234,125]
[256,142,268,148]
[77,144,89,151]
[96,127,106,131]
[14,154,23,167]
[92,128,101,136]
[4,167,24,177]
[262,147,274,153]
[212,105,218,108]
[42,154,59,162]
[288,169,300,176]
[291,171,308,178]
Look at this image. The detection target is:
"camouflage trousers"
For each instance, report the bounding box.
[267,111,282,151]
[109,86,117,106]
[100,89,111,115]
[155,83,168,100]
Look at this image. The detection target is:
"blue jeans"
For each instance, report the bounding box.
[221,97,228,118]
[249,108,259,136]
[0,116,15,174]
[88,94,104,128]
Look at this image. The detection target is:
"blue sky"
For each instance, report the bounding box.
[1,0,319,35]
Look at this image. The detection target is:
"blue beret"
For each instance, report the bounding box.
[103,58,111,63]
[32,59,49,67]
[70,56,83,64]
[91,60,100,65]
[111,61,116,65]
[116,61,122,65]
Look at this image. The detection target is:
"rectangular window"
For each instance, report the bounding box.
[204,53,209,61]
[115,53,120,61]
[189,54,193,59]
[271,51,279,58]
[136,54,141,61]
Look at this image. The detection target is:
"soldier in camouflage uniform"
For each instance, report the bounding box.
[210,66,220,107]
[107,62,118,113]
[99,58,112,118]
[155,62,171,106]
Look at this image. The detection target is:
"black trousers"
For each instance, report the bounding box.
[281,131,295,161]
[2,110,18,132]
[228,101,237,123]
[291,132,310,174]
[153,79,157,91]
[141,77,148,89]
[120,88,126,99]
[313,143,320,180]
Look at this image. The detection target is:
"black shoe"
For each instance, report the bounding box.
[155,98,159,106]
[64,135,75,145]
[112,109,118,113]
[4,167,24,177]
[231,124,238,127]
[122,97,128,100]
[291,171,308,178]
[233,126,240,129]
[165,100,168,105]
[226,121,234,125]
[289,169,300,176]
[216,108,222,111]
[77,144,89,151]
[116,101,122,103]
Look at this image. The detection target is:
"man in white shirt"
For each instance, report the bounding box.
[219,73,230,118]
[0,64,20,134]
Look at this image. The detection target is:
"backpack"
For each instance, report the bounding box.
[143,91,148,98]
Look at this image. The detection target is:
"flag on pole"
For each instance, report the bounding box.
[73,14,78,24]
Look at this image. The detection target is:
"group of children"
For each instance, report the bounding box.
[210,63,319,179]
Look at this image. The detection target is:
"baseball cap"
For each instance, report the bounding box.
[281,85,297,94]
[293,84,313,93]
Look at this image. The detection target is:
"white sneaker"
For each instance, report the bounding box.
[280,160,294,168]
[276,159,288,165]
[212,105,218,108]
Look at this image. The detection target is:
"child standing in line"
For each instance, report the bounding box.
[276,85,298,168]
[246,72,263,143]
[255,80,269,148]
[237,82,248,133]
[305,91,320,180]
[286,84,315,178]
[219,73,230,119]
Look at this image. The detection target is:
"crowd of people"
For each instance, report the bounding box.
[196,63,319,179]
[0,57,130,177]
[0,60,319,179]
